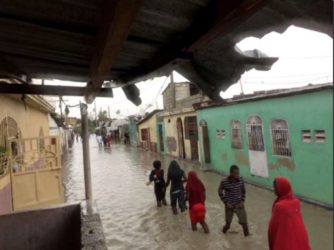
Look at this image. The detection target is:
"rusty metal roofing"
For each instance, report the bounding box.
[0,0,332,105]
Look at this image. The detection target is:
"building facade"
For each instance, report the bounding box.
[137,110,162,152]
[196,84,333,207]
[158,82,211,161]
[0,94,64,214]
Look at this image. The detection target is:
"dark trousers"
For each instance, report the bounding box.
[170,190,185,210]
[225,207,248,225]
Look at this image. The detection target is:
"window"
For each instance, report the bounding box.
[302,130,311,143]
[189,84,200,96]
[231,120,243,149]
[216,130,225,139]
[271,120,291,156]
[315,130,325,143]
[246,116,264,151]
[141,128,148,141]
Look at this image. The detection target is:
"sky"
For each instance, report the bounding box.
[40,25,332,119]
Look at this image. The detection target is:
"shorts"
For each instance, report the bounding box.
[189,203,206,224]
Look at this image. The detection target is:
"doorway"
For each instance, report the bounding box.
[200,120,210,163]
[246,115,268,177]
[158,124,164,152]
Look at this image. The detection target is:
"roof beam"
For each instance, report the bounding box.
[86,0,143,103]
[0,83,113,98]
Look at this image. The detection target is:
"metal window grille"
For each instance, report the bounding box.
[271,120,291,156]
[231,120,242,149]
[247,116,264,151]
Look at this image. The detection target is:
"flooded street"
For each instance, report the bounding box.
[62,138,333,250]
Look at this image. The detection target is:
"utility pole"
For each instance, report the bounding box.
[94,101,98,127]
[80,102,93,214]
[239,80,244,95]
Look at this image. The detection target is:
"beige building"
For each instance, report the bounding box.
[137,110,162,152]
[158,82,211,161]
[0,94,64,215]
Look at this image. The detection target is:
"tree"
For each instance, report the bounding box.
[98,110,108,121]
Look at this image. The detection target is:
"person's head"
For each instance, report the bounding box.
[188,170,197,180]
[168,160,181,176]
[229,165,239,179]
[153,160,161,169]
[273,177,292,198]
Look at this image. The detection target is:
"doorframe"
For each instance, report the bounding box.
[176,118,185,159]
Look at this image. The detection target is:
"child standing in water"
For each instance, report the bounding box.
[166,160,187,215]
[185,171,210,234]
[147,160,167,207]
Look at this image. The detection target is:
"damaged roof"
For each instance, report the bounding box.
[0,0,332,105]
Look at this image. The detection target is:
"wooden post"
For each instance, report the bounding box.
[80,103,93,214]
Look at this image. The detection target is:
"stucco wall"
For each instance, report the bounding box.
[0,95,50,138]
[162,111,197,160]
[197,90,333,207]
[138,115,158,144]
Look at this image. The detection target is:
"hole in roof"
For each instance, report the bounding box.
[221,25,332,100]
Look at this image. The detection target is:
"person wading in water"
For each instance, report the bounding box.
[268,176,311,250]
[147,160,167,207]
[185,171,209,234]
[218,165,250,236]
[166,160,187,215]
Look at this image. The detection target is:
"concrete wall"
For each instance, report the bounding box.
[197,90,333,207]
[0,204,81,250]
[0,95,50,138]
[175,83,190,101]
[128,117,138,146]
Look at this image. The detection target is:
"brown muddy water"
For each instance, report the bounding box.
[62,138,333,250]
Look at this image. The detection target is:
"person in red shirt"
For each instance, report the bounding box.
[268,176,311,250]
[185,171,209,234]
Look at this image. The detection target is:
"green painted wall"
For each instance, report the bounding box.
[197,89,333,207]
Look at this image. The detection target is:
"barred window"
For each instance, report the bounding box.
[246,116,264,151]
[271,120,291,156]
[231,120,242,149]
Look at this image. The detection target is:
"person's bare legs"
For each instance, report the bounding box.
[200,221,210,234]
[191,223,197,231]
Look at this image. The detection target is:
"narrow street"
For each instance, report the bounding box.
[62,137,333,250]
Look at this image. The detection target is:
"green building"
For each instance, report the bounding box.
[196,84,333,208]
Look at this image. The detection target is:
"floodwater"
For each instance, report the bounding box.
[62,138,333,250]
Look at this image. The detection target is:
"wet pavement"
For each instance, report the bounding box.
[62,137,333,250]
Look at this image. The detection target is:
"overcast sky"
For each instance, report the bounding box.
[41,26,332,119]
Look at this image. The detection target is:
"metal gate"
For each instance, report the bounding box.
[9,136,64,211]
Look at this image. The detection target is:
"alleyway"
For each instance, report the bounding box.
[62,137,333,250]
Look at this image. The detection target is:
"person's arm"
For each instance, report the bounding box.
[165,174,170,188]
[146,170,154,185]
[218,180,229,206]
[149,170,154,183]
[241,179,246,202]
[182,171,187,183]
